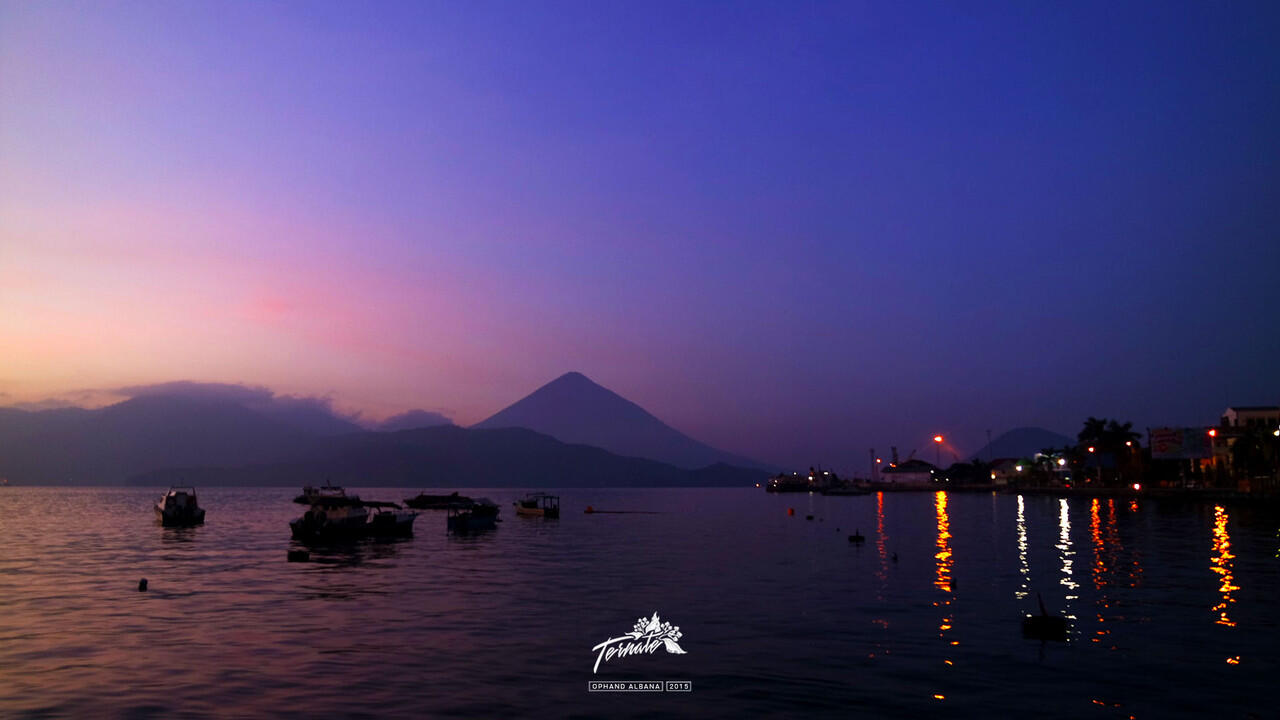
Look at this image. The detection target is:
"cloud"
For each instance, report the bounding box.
[112,381,362,434]
[377,409,454,431]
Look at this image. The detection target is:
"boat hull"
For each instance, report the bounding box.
[155,505,205,527]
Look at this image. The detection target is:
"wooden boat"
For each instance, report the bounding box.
[514,493,560,518]
[290,495,417,541]
[446,498,500,533]
[293,481,347,505]
[155,486,206,527]
[404,491,473,509]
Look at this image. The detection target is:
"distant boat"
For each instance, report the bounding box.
[405,491,473,510]
[514,493,560,518]
[765,474,809,492]
[155,487,206,527]
[293,481,347,505]
[290,494,418,541]
[447,498,500,533]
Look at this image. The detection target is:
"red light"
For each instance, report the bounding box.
[1132,483,1141,491]
[933,435,944,443]
[1208,429,1216,437]
[1087,446,1095,453]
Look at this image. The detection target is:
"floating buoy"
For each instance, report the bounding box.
[848,529,866,544]
[138,578,148,592]
[892,552,898,563]
[805,514,814,521]
[287,550,309,563]
[585,506,594,514]
[788,508,795,516]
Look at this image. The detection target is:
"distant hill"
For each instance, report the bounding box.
[473,371,769,470]
[129,426,769,488]
[970,427,1074,461]
[0,395,326,483]
[0,384,768,487]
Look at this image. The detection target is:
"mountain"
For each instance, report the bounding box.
[0,383,769,487]
[472,371,768,470]
[130,426,770,488]
[970,427,1075,461]
[0,395,327,483]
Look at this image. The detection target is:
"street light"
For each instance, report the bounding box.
[933,435,943,468]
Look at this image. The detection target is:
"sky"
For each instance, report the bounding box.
[2,1,1279,472]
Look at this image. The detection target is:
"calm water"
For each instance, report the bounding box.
[1,487,1276,718]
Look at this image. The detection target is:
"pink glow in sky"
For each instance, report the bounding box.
[4,2,1279,469]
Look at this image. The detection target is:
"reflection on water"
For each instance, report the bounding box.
[933,491,956,666]
[874,492,889,598]
[0,487,1275,718]
[1015,494,1029,600]
[1056,499,1079,621]
[1210,505,1238,628]
[934,492,952,594]
[1089,499,1111,645]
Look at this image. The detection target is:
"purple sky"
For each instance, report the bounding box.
[2,1,1278,471]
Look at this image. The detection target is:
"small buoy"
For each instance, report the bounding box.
[138,578,148,592]
[788,508,795,516]
[287,550,309,562]
[805,514,814,520]
[892,552,898,563]
[848,528,866,544]
[585,505,594,514]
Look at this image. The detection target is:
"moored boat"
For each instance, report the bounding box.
[155,486,206,527]
[514,493,560,518]
[293,481,347,505]
[290,495,418,541]
[404,490,473,509]
[446,498,500,533]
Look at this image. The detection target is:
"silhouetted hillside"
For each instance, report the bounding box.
[129,426,769,487]
[474,371,769,470]
[0,388,768,487]
[970,427,1074,461]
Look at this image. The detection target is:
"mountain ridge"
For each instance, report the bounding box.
[473,371,770,470]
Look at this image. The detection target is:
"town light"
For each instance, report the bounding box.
[1133,483,1141,491]
[1274,428,1279,437]
[1125,441,1132,447]
[933,435,944,443]
[1087,446,1095,453]
[1208,429,1217,437]
[876,458,882,464]
[1015,465,1023,472]
[1057,458,1067,466]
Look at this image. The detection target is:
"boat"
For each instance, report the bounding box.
[765,473,811,493]
[514,493,560,518]
[289,495,418,541]
[446,498,500,533]
[155,486,206,527]
[404,490,473,509]
[293,481,348,505]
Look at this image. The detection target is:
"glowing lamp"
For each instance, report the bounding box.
[1057,458,1066,466]
[1087,446,1095,453]
[1015,465,1023,472]
[933,435,944,443]
[1132,483,1141,491]
[1208,429,1217,437]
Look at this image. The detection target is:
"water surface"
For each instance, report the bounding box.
[0,487,1275,718]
